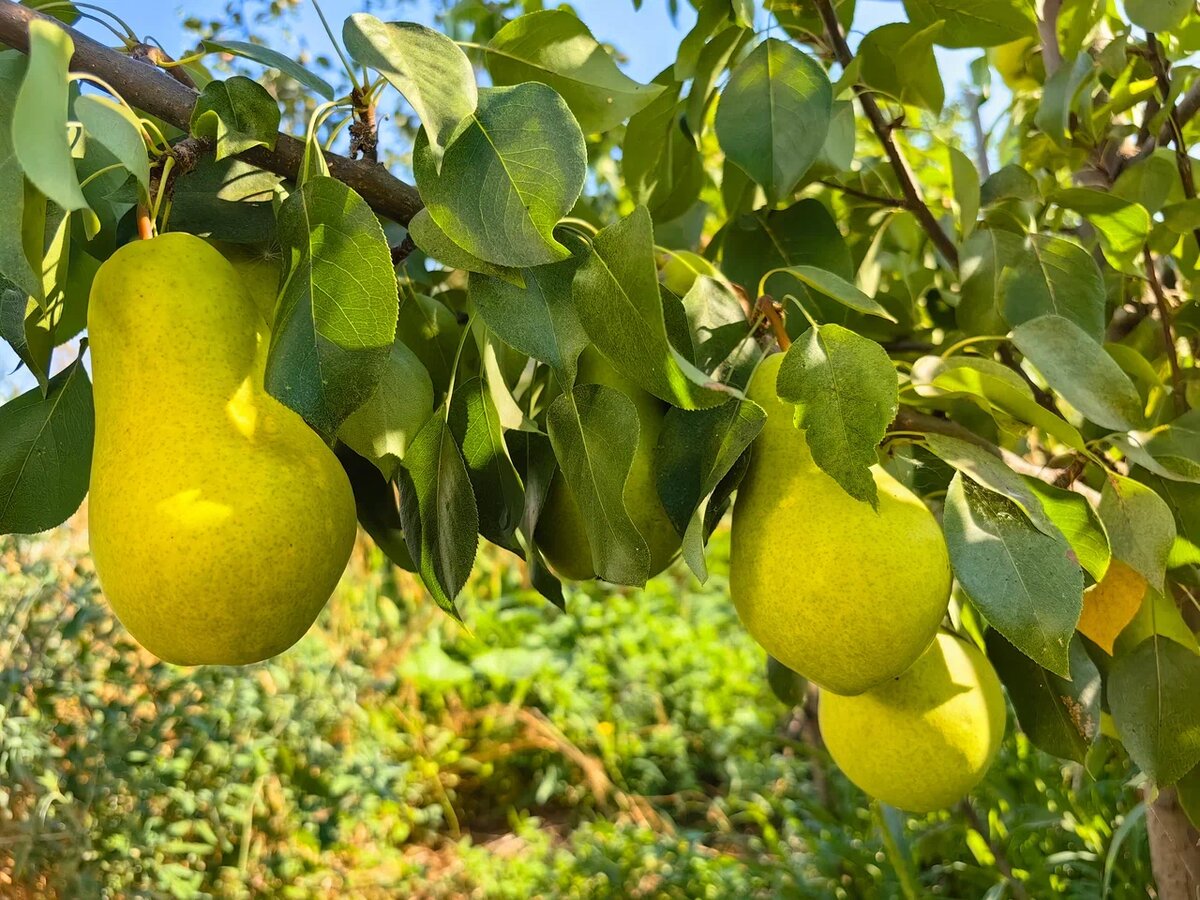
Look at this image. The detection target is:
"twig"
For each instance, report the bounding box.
[817,178,906,208]
[967,92,991,181]
[390,234,416,267]
[813,0,959,270]
[0,0,424,225]
[757,295,791,351]
[1038,0,1064,77]
[1146,32,1200,251]
[1143,246,1188,413]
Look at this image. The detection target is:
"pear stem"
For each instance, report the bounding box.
[756,295,791,351]
[136,204,153,240]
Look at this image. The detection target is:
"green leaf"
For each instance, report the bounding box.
[765,265,897,321]
[957,227,1024,336]
[573,207,727,409]
[980,164,1039,206]
[1109,636,1200,786]
[721,199,853,304]
[267,176,399,436]
[407,208,524,284]
[776,324,898,507]
[395,293,471,400]
[0,348,92,535]
[469,257,587,383]
[683,24,748,142]
[859,22,945,113]
[397,414,479,616]
[680,275,752,372]
[1125,0,1192,32]
[910,354,1087,451]
[943,473,1083,676]
[201,38,334,99]
[1024,478,1111,581]
[546,384,649,585]
[1111,415,1200,483]
[449,376,525,552]
[949,145,980,240]
[1035,54,1096,146]
[903,0,1036,46]
[343,15,477,173]
[675,0,736,81]
[337,444,415,572]
[623,79,703,222]
[1002,234,1106,342]
[413,84,585,268]
[189,76,281,161]
[13,20,86,211]
[507,430,565,608]
[923,432,1057,536]
[987,631,1100,764]
[1051,188,1150,274]
[654,397,765,535]
[1011,315,1144,431]
[1098,473,1176,592]
[167,155,281,244]
[337,339,434,481]
[0,53,37,298]
[715,39,832,205]
[74,94,150,203]
[485,9,663,135]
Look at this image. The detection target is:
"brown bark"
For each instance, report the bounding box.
[0,0,424,225]
[1148,787,1200,900]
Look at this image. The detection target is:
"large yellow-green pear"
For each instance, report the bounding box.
[818,632,1006,812]
[87,233,357,666]
[730,353,951,695]
[536,348,680,581]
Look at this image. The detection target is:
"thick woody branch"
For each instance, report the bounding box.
[1038,0,1063,77]
[1143,246,1189,413]
[0,0,424,225]
[813,0,959,270]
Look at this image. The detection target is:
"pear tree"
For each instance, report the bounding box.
[0,0,1197,893]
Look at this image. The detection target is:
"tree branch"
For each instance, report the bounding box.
[1037,0,1063,78]
[813,0,959,271]
[1146,32,1200,250]
[817,178,907,208]
[0,0,424,225]
[1143,246,1189,413]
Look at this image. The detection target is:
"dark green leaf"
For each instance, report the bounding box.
[573,207,727,409]
[859,22,945,113]
[189,76,280,160]
[0,53,37,298]
[1109,636,1200,785]
[167,155,281,243]
[1125,0,1192,32]
[1002,234,1106,342]
[397,414,479,615]
[0,348,92,534]
[943,473,1083,676]
[715,39,831,205]
[337,444,416,571]
[987,631,1100,764]
[507,429,565,608]
[776,325,897,506]
[470,256,587,382]
[1011,315,1144,431]
[267,177,399,436]
[449,376,525,551]
[768,265,897,321]
[546,384,649,585]
[623,79,704,222]
[407,208,524,284]
[413,84,585,268]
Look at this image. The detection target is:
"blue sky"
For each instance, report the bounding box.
[3,0,982,393]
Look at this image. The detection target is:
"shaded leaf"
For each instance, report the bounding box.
[1098,473,1176,592]
[0,348,92,534]
[75,94,150,202]
[859,22,945,113]
[267,177,398,436]
[189,76,280,160]
[202,38,334,99]
[943,473,1083,676]
[1002,234,1106,342]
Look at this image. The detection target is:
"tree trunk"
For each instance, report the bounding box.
[1148,787,1200,900]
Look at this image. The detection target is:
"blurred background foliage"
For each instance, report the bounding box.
[1,521,1151,897]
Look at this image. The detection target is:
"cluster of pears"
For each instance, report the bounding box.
[730,353,1006,812]
[87,234,356,666]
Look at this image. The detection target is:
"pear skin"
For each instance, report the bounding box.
[87,233,356,665]
[730,353,951,695]
[818,632,1006,812]
[536,349,680,581]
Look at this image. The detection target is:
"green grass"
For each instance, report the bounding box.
[0,526,1152,898]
